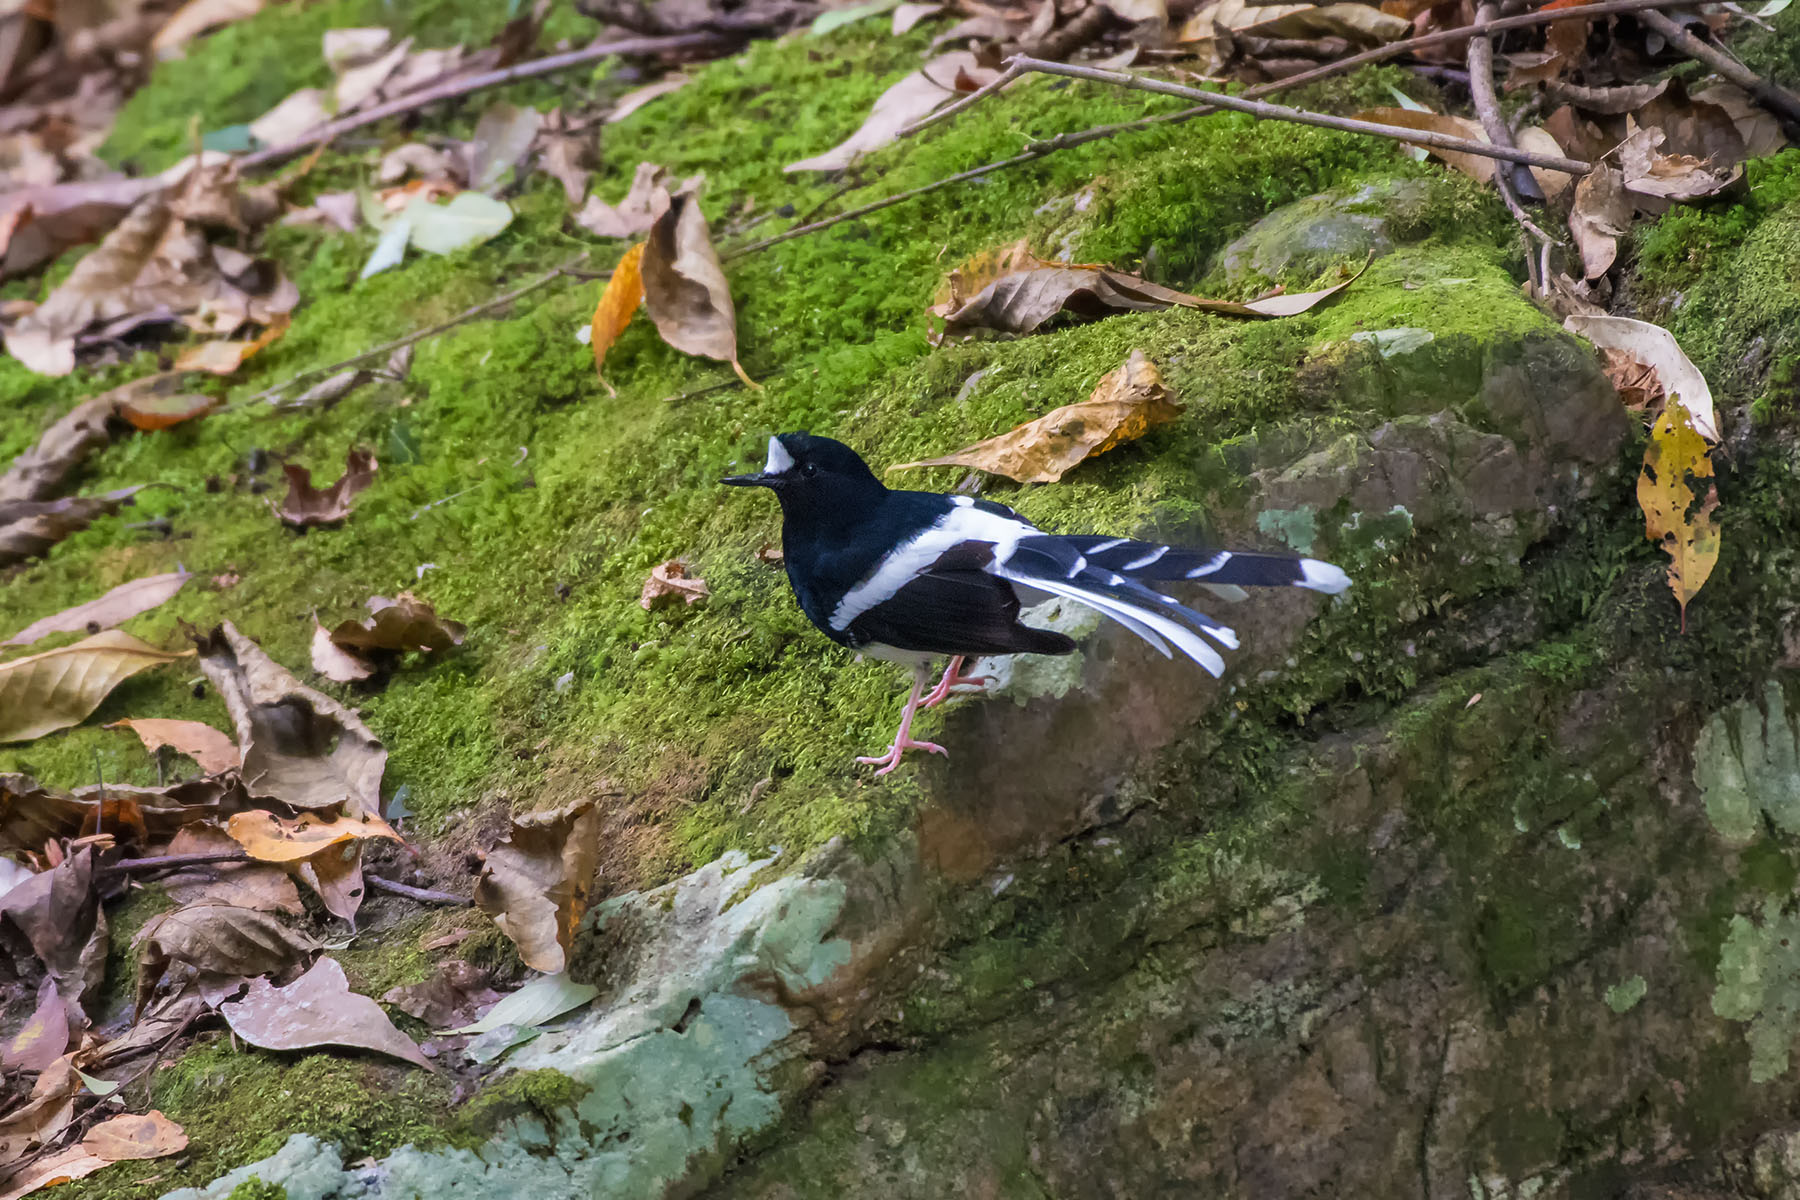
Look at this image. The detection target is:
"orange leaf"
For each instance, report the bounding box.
[225,809,400,863]
[173,314,291,377]
[80,1110,187,1162]
[591,242,645,397]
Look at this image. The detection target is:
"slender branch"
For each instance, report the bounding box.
[100,851,249,876]
[366,874,472,905]
[901,63,1024,138]
[1258,0,1715,96]
[252,255,595,399]
[1005,56,1593,175]
[1636,8,1800,126]
[239,32,737,172]
[1467,2,1557,292]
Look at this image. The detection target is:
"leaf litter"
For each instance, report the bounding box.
[3,569,191,648]
[473,799,601,974]
[221,956,434,1069]
[0,631,191,744]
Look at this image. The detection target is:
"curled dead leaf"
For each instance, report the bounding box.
[1568,163,1633,280]
[382,960,500,1028]
[0,849,105,1011]
[4,569,190,648]
[195,621,388,818]
[0,630,190,744]
[0,773,243,855]
[132,899,317,1012]
[784,52,999,172]
[890,350,1181,483]
[573,162,670,239]
[641,188,757,388]
[80,1110,187,1162]
[472,799,600,974]
[640,560,709,610]
[104,718,237,774]
[272,447,377,528]
[1564,314,1718,441]
[591,242,645,395]
[225,808,401,863]
[329,593,466,656]
[221,956,434,1069]
[161,823,303,915]
[0,487,145,567]
[311,616,374,684]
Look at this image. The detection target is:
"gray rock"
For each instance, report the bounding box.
[1217,177,1436,286]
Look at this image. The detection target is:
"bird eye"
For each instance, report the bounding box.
[802,462,818,477]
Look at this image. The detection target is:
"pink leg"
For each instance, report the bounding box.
[919,655,993,710]
[857,665,948,776]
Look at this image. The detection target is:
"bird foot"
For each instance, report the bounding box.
[856,737,947,776]
[919,673,991,709]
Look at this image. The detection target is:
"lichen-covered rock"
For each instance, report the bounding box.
[1216,177,1439,286]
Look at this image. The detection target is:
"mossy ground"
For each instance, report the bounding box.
[15,0,1800,1191]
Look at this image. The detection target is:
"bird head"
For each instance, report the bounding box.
[722,433,885,512]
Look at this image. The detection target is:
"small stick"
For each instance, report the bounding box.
[99,851,249,876]
[1636,8,1800,127]
[251,255,595,400]
[901,62,1024,138]
[1005,56,1593,175]
[239,32,736,172]
[365,874,472,906]
[1467,2,1558,292]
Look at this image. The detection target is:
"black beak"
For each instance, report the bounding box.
[721,472,773,488]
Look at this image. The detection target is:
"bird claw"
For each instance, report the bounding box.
[856,738,948,776]
[919,673,991,710]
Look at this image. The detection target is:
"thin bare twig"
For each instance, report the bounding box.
[252,255,596,400]
[901,63,1024,138]
[1636,8,1800,126]
[1006,56,1593,175]
[239,32,736,172]
[100,851,249,876]
[366,874,472,905]
[1467,2,1557,292]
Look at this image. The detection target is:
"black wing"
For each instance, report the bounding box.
[845,541,1076,657]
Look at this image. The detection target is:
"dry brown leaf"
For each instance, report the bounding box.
[376,143,463,189]
[329,593,466,657]
[0,1055,81,1168]
[3,569,190,648]
[1617,125,1740,203]
[890,350,1181,483]
[1565,314,1718,441]
[0,1143,106,1200]
[294,842,368,925]
[310,616,374,684]
[640,560,709,610]
[535,108,593,205]
[1693,84,1788,159]
[641,187,756,387]
[0,774,242,855]
[5,167,295,377]
[591,242,645,396]
[1568,163,1633,280]
[221,956,433,1069]
[0,631,189,744]
[381,960,499,1028]
[0,393,113,503]
[785,52,998,172]
[1351,106,1495,184]
[172,313,290,376]
[0,850,105,1010]
[225,809,400,863]
[0,176,166,281]
[104,718,237,774]
[1602,346,1663,412]
[1638,397,1720,632]
[161,823,302,915]
[469,102,543,193]
[1,981,69,1072]
[195,621,388,817]
[272,447,377,528]
[334,36,411,113]
[111,375,217,432]
[606,76,690,124]
[929,249,1359,342]
[80,1111,187,1162]
[151,0,263,57]
[248,88,330,148]
[0,487,144,567]
[574,161,670,239]
[472,799,600,974]
[132,900,317,1012]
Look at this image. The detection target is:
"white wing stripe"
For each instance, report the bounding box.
[1185,553,1229,578]
[1122,545,1169,570]
[996,568,1228,676]
[830,505,1034,631]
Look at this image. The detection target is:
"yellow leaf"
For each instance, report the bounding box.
[590,242,645,397]
[0,631,190,744]
[225,809,401,863]
[173,314,291,377]
[1637,396,1721,631]
[888,349,1181,483]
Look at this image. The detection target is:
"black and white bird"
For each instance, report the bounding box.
[723,432,1351,775]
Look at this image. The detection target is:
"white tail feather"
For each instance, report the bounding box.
[1004,572,1228,676]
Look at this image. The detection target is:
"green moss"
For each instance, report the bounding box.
[446,1068,592,1147]
[225,1181,288,1200]
[95,883,175,1023]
